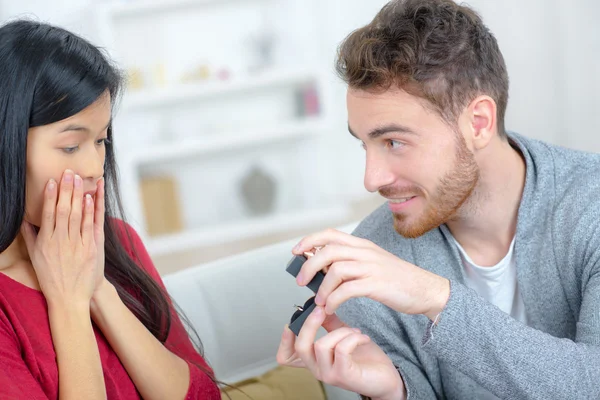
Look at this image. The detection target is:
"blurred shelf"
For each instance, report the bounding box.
[127,117,325,165]
[145,205,353,256]
[102,0,268,19]
[122,68,318,110]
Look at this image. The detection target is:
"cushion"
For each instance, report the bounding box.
[221,366,326,400]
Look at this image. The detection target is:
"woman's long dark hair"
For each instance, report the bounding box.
[0,19,226,390]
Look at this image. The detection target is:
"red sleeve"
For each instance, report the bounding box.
[0,310,49,400]
[112,220,221,400]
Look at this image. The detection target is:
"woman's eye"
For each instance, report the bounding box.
[62,146,78,154]
[96,138,111,146]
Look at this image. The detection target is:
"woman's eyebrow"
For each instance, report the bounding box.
[59,121,111,134]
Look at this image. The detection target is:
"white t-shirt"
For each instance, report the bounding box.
[452,237,528,324]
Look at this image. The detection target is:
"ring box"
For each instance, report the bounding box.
[285,254,327,336]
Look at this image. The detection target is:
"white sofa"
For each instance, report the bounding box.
[163,223,359,400]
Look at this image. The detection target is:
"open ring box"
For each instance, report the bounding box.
[285,254,327,336]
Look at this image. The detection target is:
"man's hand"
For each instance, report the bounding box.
[277,306,405,400]
[294,229,450,320]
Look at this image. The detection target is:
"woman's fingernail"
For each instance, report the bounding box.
[313,307,323,317]
[353,328,361,333]
[296,273,304,286]
[47,180,55,191]
[64,171,73,182]
[74,175,82,187]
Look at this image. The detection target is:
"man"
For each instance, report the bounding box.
[276,0,600,399]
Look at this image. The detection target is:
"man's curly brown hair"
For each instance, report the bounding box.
[336,0,509,137]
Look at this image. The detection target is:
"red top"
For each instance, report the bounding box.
[0,221,220,399]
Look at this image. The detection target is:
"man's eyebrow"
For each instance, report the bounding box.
[59,121,111,133]
[348,123,417,139]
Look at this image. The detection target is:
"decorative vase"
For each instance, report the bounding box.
[239,165,277,216]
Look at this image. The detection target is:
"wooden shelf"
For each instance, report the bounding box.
[145,205,353,256]
[122,68,318,110]
[126,117,325,165]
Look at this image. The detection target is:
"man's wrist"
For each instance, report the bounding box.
[368,386,406,400]
[423,277,450,321]
[380,376,407,400]
[363,365,407,400]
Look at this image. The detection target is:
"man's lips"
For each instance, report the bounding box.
[387,196,418,212]
[387,196,416,204]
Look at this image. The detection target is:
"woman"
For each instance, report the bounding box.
[0,19,221,399]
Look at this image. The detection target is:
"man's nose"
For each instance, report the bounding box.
[364,150,396,193]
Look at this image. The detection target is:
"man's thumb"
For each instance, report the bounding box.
[322,313,348,332]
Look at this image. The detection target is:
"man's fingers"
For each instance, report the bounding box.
[277,325,298,364]
[321,313,348,333]
[297,245,368,287]
[324,280,369,315]
[333,333,371,373]
[314,261,363,306]
[293,229,373,255]
[314,327,360,378]
[294,306,327,373]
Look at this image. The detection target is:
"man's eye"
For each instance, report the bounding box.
[389,140,404,149]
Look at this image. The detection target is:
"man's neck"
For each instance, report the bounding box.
[446,137,526,266]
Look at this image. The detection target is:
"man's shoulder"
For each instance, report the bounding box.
[531,140,600,268]
[516,134,600,209]
[542,142,600,211]
[527,136,600,192]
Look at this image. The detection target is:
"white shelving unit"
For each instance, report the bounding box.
[116,113,348,251]
[122,68,319,110]
[93,0,345,256]
[126,117,326,165]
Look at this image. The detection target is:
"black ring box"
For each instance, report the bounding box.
[285,254,327,336]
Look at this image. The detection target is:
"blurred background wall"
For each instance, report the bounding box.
[1,0,598,273]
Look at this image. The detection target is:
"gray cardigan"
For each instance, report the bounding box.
[338,133,600,399]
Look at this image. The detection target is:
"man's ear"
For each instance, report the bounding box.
[460,95,497,150]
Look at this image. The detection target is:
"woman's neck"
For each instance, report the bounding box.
[0,233,31,270]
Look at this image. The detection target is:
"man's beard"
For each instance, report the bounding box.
[381,133,480,238]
